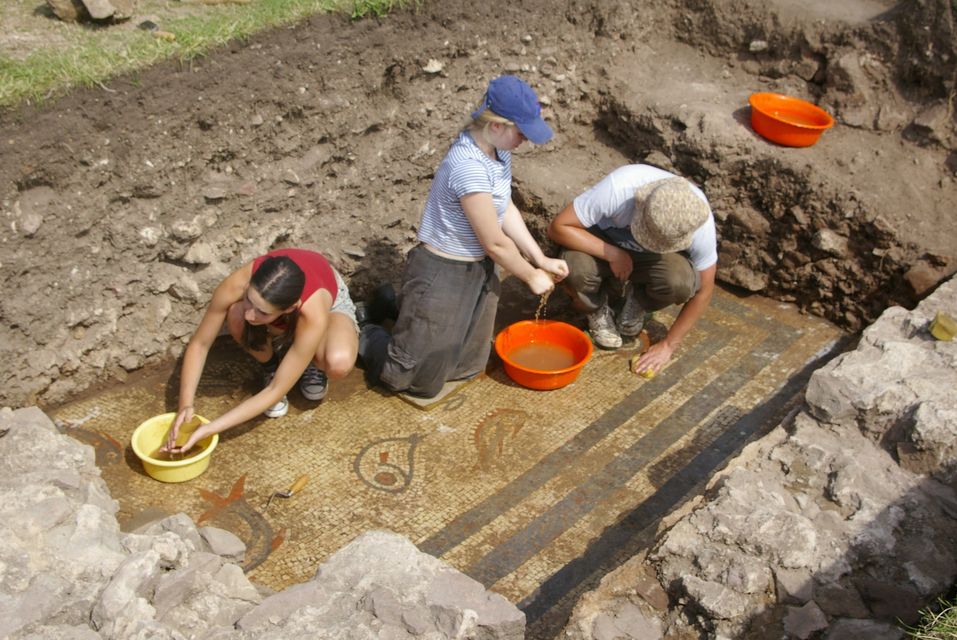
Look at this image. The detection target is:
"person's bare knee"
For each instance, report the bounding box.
[318,313,358,379]
[320,348,355,379]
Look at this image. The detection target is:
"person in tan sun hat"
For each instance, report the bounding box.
[547,164,717,376]
[630,178,710,253]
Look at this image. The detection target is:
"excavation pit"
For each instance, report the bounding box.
[50,286,843,636]
[3,0,956,636]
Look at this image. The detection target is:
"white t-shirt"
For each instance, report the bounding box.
[417,131,512,258]
[573,164,718,271]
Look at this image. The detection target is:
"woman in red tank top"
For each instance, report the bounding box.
[163,248,358,454]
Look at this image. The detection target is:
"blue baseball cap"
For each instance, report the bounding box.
[471,75,553,145]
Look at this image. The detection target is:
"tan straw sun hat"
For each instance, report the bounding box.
[629,178,709,254]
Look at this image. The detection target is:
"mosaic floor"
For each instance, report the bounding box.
[51,285,844,637]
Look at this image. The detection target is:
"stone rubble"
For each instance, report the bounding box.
[561,276,957,639]
[0,406,525,640]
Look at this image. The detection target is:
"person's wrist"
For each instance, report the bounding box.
[520,264,540,283]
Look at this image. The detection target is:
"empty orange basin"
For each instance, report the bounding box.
[749,92,835,147]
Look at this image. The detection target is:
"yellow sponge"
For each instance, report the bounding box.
[630,354,656,378]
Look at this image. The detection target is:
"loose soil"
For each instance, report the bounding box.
[1,0,955,412]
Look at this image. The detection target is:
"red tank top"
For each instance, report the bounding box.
[251,248,338,305]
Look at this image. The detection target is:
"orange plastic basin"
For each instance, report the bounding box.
[749,92,834,147]
[494,320,593,390]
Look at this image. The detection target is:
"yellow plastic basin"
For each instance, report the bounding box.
[131,413,218,483]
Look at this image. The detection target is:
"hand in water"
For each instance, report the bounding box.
[162,407,194,452]
[165,423,208,455]
[167,432,199,456]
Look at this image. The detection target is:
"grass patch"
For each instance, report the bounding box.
[905,597,957,640]
[0,0,414,109]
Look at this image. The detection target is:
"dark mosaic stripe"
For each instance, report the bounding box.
[420,300,788,558]
[710,290,783,328]
[417,318,730,558]
[464,324,799,587]
[520,333,854,639]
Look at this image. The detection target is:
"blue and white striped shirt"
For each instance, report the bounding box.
[417,131,512,258]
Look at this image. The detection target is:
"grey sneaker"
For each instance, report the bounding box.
[617,282,647,337]
[587,303,623,349]
[299,363,328,401]
[262,369,289,418]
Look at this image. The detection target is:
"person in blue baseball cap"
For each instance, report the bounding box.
[472,74,554,145]
[359,75,567,399]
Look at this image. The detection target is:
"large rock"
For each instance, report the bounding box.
[238,530,525,639]
[562,555,667,640]
[0,407,125,638]
[561,276,957,638]
[2,407,524,640]
[806,276,957,483]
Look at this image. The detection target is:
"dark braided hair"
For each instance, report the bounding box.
[241,256,305,351]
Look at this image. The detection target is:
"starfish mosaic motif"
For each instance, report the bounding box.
[197,474,247,524]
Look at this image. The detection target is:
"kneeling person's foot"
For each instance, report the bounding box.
[355,301,372,328]
[587,303,623,349]
[300,363,328,401]
[262,369,289,418]
[617,283,647,337]
[264,396,289,418]
[368,282,399,323]
[357,283,399,329]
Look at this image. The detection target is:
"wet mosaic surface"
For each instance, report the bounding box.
[50,286,844,636]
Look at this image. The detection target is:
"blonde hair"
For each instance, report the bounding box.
[472,109,513,127]
[466,109,515,148]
